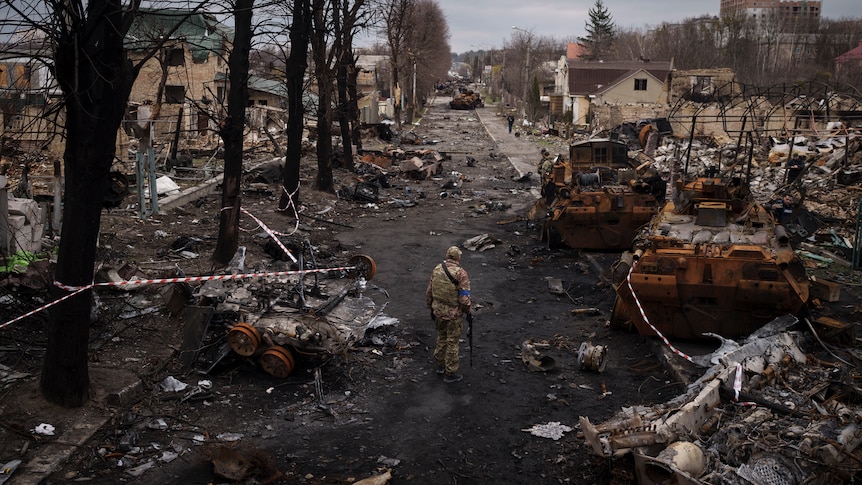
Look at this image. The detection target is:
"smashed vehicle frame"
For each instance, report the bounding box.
[175,247,383,379]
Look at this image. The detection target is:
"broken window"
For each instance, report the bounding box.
[166,48,185,67]
[634,78,648,91]
[165,85,185,104]
[693,76,713,94]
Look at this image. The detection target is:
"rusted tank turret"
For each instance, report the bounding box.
[532,138,665,250]
[610,173,810,340]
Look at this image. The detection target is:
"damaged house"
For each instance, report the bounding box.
[356,54,390,123]
[551,48,672,130]
[0,31,63,156]
[122,9,233,150]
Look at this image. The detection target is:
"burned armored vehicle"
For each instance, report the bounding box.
[532,138,665,250]
[449,88,483,110]
[610,169,810,340]
[184,251,384,379]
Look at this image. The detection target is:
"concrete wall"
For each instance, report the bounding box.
[593,104,668,130]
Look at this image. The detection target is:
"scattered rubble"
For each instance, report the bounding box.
[581,315,862,483]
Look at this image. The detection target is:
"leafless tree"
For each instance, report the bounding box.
[279,0,313,210]
[381,0,412,130]
[309,0,338,192]
[402,0,450,123]
[0,0,210,407]
[333,0,373,169]
[213,0,254,265]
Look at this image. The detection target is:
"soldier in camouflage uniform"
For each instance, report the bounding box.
[425,246,472,383]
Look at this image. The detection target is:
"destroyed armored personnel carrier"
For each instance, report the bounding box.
[449,89,483,110]
[193,253,384,379]
[610,170,810,340]
[531,138,665,250]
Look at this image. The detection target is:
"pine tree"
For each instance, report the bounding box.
[578,0,616,61]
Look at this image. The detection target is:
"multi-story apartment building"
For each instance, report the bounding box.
[720,0,821,32]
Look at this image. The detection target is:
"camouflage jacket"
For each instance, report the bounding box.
[425,260,471,320]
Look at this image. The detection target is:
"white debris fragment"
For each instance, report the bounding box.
[216,433,243,442]
[32,423,55,436]
[377,455,401,467]
[158,376,188,392]
[124,460,155,477]
[147,418,168,430]
[368,315,398,329]
[159,451,178,463]
[522,421,573,440]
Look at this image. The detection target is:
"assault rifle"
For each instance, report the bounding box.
[466,313,474,367]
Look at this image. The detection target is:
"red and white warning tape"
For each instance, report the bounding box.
[1,206,346,330]
[626,263,757,407]
[240,207,297,263]
[1,265,358,330]
[0,286,90,330]
[733,363,757,407]
[625,261,694,364]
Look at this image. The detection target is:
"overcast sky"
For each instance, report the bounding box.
[433,0,861,54]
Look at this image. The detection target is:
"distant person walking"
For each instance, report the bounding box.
[426,246,472,383]
[507,114,515,133]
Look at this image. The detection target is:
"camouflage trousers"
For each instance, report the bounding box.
[434,316,463,375]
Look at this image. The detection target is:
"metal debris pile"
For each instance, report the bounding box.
[581,316,862,484]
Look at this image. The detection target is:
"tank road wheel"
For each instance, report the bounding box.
[348,255,377,280]
[227,323,262,357]
[260,346,296,378]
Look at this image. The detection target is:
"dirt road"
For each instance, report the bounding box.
[3,95,675,484]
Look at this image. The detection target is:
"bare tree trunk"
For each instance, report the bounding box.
[348,64,362,150]
[280,0,312,211]
[213,0,253,265]
[312,0,335,192]
[315,86,335,191]
[392,70,401,130]
[42,0,137,407]
[336,59,355,170]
